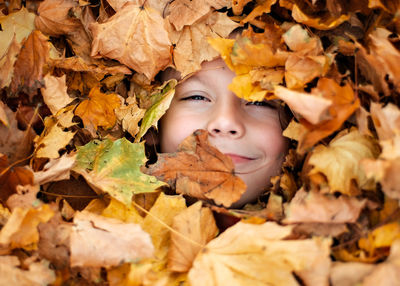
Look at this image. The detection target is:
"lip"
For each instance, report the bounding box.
[224,153,255,164]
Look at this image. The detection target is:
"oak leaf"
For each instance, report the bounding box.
[41,74,74,115]
[74,138,166,206]
[75,86,121,133]
[143,130,247,207]
[70,211,154,268]
[168,201,218,272]
[307,129,380,195]
[90,2,172,80]
[10,30,50,96]
[188,221,331,286]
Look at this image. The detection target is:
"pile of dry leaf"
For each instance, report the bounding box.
[1,0,400,285]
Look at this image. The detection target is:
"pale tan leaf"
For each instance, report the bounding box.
[33,154,76,185]
[41,74,74,114]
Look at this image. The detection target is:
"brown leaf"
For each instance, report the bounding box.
[115,96,146,138]
[168,201,218,272]
[0,35,21,89]
[35,0,81,36]
[284,189,367,224]
[168,0,231,31]
[6,184,41,211]
[143,130,247,207]
[74,86,121,133]
[41,74,74,115]
[10,30,50,96]
[0,154,34,205]
[70,211,154,268]
[90,3,172,80]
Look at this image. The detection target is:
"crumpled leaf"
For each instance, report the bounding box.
[75,86,121,133]
[307,129,380,195]
[141,192,187,259]
[284,189,367,223]
[41,74,74,115]
[10,30,50,96]
[172,11,239,78]
[135,80,176,142]
[90,2,172,80]
[168,201,218,272]
[74,138,165,206]
[188,221,331,286]
[0,7,35,60]
[115,96,146,138]
[33,154,76,185]
[0,35,22,89]
[0,154,34,204]
[0,204,54,250]
[70,211,154,268]
[0,256,56,286]
[168,0,231,31]
[143,130,247,207]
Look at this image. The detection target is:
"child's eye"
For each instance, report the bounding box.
[246,100,277,109]
[182,95,210,102]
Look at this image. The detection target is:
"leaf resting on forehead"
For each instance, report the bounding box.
[143,130,247,207]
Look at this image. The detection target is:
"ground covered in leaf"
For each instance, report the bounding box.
[1,0,400,285]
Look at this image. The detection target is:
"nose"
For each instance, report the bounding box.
[207,100,245,139]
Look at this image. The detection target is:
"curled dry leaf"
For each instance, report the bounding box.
[0,35,22,89]
[75,86,121,133]
[0,256,56,286]
[10,30,50,96]
[115,96,146,138]
[188,221,331,286]
[143,130,247,207]
[35,0,81,36]
[70,211,154,268]
[0,204,54,251]
[90,2,172,80]
[284,189,367,224]
[307,129,380,195]
[168,201,218,272]
[33,154,76,185]
[41,74,74,115]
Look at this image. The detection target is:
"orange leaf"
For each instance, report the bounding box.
[143,130,247,207]
[75,87,121,132]
[10,30,50,96]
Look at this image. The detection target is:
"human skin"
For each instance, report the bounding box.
[159,58,287,207]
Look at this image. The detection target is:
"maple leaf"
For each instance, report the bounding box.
[90,2,172,80]
[168,201,218,272]
[284,189,367,223]
[307,129,380,195]
[35,0,81,36]
[41,74,74,115]
[0,256,55,285]
[143,130,247,207]
[172,11,239,78]
[188,221,331,286]
[75,86,121,133]
[70,211,154,268]
[0,204,54,250]
[10,30,50,96]
[141,192,187,259]
[74,138,166,206]
[0,7,35,60]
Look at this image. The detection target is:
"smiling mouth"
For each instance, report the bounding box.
[224,153,255,164]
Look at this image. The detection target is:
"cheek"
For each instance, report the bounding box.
[160,112,205,153]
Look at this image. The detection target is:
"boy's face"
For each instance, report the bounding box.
[159,58,287,206]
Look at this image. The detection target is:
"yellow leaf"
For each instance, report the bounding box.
[229,74,267,101]
[308,129,380,195]
[102,197,143,224]
[141,193,186,260]
[188,222,331,286]
[168,201,218,272]
[0,204,54,250]
[75,86,121,132]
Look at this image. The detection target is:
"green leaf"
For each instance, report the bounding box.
[74,138,165,206]
[135,79,176,142]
